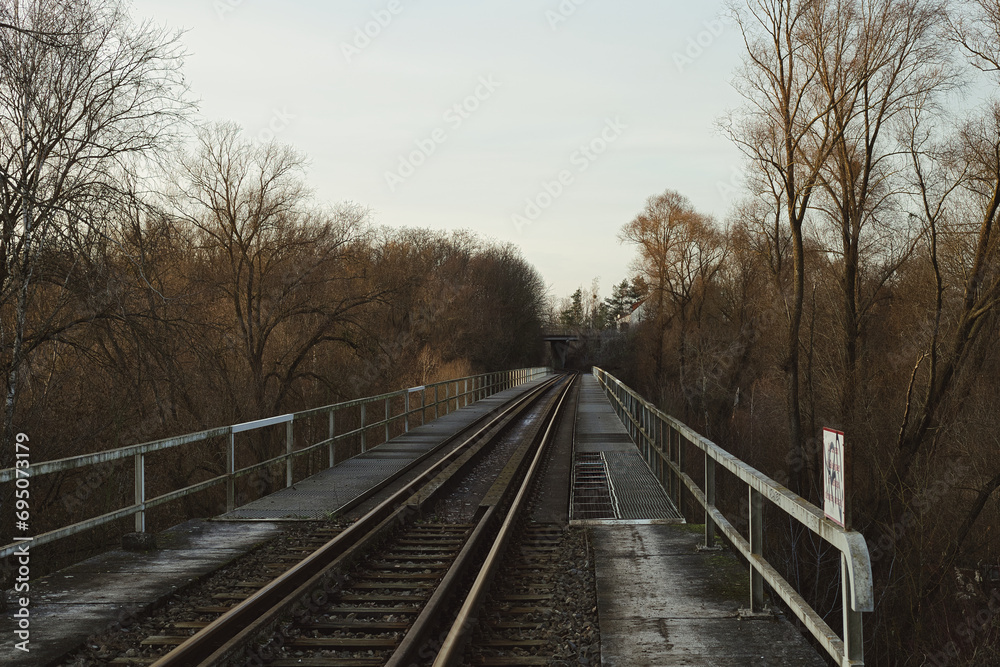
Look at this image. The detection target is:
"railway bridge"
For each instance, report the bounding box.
[0,368,871,666]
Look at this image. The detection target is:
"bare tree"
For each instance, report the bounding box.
[0,0,188,467]
[893,13,1000,549]
[727,0,838,495]
[620,189,727,416]
[170,123,378,420]
[806,0,953,425]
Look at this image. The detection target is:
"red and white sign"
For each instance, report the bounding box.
[823,428,846,527]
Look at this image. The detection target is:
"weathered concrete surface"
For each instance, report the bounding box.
[593,523,828,667]
[0,519,281,666]
[218,376,554,520]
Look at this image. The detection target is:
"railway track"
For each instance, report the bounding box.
[134,372,576,666]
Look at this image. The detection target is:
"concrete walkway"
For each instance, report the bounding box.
[577,374,827,665]
[573,375,682,522]
[593,524,827,666]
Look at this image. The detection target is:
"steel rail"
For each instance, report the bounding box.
[149,373,564,667]
[385,374,575,667]
[432,373,575,666]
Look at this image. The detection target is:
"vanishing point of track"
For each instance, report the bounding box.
[148,372,575,667]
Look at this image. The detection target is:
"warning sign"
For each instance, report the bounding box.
[823,428,846,527]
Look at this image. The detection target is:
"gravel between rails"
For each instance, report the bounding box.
[429,398,549,524]
[466,523,601,666]
[462,374,601,666]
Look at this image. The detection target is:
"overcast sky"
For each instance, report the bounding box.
[130,0,747,299]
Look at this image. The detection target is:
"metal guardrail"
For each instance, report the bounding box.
[592,367,872,667]
[0,368,550,560]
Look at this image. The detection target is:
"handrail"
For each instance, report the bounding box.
[592,367,871,667]
[0,367,550,560]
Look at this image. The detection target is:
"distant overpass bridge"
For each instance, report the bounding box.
[542,328,582,369]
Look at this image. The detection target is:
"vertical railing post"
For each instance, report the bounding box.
[655,415,663,487]
[405,392,410,432]
[361,403,367,452]
[704,452,716,548]
[643,404,650,455]
[385,396,390,443]
[675,428,685,513]
[328,410,335,468]
[134,452,145,533]
[464,379,468,406]
[750,488,765,611]
[434,385,439,419]
[664,420,673,500]
[421,388,426,425]
[843,554,864,664]
[661,419,669,492]
[640,403,646,453]
[226,430,235,512]
[286,420,294,488]
[640,404,647,458]
[631,395,637,441]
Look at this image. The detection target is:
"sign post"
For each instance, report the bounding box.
[823,428,847,528]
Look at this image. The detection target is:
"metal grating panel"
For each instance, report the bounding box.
[571,453,616,520]
[571,375,682,523]
[604,451,682,520]
[220,457,407,520]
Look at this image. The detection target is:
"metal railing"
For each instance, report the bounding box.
[593,367,872,667]
[0,367,550,560]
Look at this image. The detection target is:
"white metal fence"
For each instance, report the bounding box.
[593,367,872,667]
[0,368,550,561]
